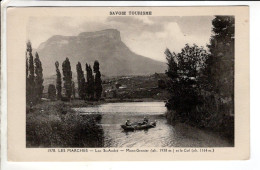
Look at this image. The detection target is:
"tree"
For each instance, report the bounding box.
[72,81,76,99]
[165,48,178,81]
[55,61,62,99]
[26,54,29,102]
[34,52,44,101]
[76,62,86,99]
[26,53,28,78]
[205,16,234,101]
[62,58,72,100]
[27,41,35,102]
[93,60,102,100]
[86,63,94,100]
[48,84,56,100]
[158,79,166,89]
[165,44,208,114]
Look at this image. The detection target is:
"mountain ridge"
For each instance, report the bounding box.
[36,29,166,78]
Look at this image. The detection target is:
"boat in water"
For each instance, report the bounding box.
[121,121,156,131]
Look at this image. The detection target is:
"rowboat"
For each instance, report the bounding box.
[121,121,156,131]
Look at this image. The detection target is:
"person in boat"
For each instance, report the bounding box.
[141,117,149,125]
[125,119,131,126]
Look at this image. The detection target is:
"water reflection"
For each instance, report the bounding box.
[74,102,232,147]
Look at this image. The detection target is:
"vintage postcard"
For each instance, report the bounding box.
[4,6,249,161]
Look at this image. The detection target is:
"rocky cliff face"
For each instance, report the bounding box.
[36,29,166,77]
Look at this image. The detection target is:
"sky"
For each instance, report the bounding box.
[27,16,214,62]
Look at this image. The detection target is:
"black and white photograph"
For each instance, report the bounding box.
[25,14,235,148]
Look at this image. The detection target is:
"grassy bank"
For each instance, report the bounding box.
[26,100,104,148]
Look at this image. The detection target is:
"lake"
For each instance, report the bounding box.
[74,102,232,147]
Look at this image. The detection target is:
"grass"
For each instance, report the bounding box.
[26,100,104,148]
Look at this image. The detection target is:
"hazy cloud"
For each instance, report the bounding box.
[28,16,214,62]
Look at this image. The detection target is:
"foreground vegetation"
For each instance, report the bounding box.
[165,16,234,144]
[26,100,104,148]
[26,40,105,147]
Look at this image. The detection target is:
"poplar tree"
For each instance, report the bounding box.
[72,81,76,99]
[93,60,102,100]
[26,54,29,102]
[34,52,44,101]
[27,41,35,102]
[26,54,28,78]
[62,58,72,100]
[76,62,86,99]
[86,63,94,100]
[55,61,62,99]
[48,84,56,100]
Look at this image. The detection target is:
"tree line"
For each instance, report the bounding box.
[26,41,103,103]
[76,60,102,101]
[165,16,234,138]
[51,58,103,101]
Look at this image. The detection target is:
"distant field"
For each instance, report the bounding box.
[43,73,170,100]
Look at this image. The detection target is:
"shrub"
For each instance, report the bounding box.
[26,101,104,147]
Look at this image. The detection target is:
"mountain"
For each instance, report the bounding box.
[36,29,166,78]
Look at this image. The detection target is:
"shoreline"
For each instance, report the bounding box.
[55,98,166,108]
[27,99,232,147]
[166,111,234,146]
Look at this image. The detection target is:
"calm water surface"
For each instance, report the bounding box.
[74,102,231,147]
